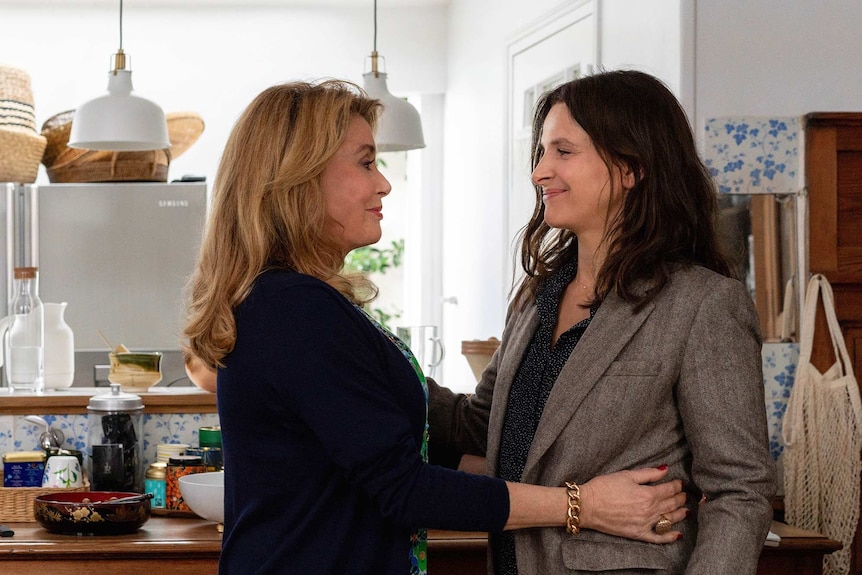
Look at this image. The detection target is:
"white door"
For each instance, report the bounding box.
[505,1,598,291]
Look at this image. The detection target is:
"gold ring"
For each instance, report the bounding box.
[654,514,673,535]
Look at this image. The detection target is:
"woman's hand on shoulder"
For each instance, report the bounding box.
[579,466,687,543]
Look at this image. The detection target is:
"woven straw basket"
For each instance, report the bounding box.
[0,479,90,522]
[0,131,46,183]
[0,64,47,183]
[40,110,204,184]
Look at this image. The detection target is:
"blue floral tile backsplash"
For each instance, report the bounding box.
[703,116,802,195]
[762,342,799,462]
[0,412,220,469]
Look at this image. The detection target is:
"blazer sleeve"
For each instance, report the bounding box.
[677,278,777,574]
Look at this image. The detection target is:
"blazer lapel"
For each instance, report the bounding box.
[486,307,540,477]
[521,294,656,481]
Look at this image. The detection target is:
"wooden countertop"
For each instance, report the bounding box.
[0,516,489,575]
[0,387,217,415]
[0,517,841,575]
[0,516,221,575]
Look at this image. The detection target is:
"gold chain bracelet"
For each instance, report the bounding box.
[564,481,581,535]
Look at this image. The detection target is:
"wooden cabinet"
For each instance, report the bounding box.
[805,112,862,573]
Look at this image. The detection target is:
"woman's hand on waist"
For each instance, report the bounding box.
[579,465,687,543]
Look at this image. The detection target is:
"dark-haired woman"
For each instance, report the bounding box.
[430,69,776,574]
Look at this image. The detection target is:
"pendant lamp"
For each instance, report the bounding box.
[362,0,425,152]
[69,0,169,151]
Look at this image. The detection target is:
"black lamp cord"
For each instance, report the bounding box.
[373,0,377,53]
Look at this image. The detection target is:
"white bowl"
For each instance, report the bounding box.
[178,471,224,524]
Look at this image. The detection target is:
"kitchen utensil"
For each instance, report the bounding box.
[23,415,65,450]
[98,329,129,353]
[97,329,114,350]
[33,490,151,535]
[104,492,154,504]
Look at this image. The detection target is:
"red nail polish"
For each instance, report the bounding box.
[676,533,683,541]
[657,464,668,471]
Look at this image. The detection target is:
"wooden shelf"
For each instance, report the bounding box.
[0,387,217,415]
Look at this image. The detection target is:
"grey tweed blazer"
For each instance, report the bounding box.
[429,265,776,575]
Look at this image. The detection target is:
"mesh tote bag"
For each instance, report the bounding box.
[783,274,862,575]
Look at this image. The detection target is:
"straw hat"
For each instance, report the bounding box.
[0,64,48,183]
[40,110,204,183]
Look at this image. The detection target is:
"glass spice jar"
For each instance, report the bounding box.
[166,455,206,512]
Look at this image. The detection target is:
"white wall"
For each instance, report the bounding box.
[1,3,447,184]
[439,0,681,390]
[600,0,681,95]
[693,0,862,122]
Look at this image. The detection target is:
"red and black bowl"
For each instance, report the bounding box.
[34,491,152,535]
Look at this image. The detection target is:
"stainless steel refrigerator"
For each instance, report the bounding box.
[3,182,208,388]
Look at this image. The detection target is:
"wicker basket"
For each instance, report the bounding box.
[0,479,90,522]
[39,109,204,184]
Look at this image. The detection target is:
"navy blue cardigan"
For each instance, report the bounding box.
[217,270,509,574]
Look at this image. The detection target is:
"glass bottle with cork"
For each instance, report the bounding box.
[5,266,44,392]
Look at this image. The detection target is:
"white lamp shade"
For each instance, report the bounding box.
[69,69,170,151]
[362,71,425,152]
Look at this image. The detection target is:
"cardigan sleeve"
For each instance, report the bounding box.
[257,280,510,532]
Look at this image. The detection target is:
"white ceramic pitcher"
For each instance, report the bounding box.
[43,302,74,389]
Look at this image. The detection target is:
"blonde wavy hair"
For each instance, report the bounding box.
[184,80,381,368]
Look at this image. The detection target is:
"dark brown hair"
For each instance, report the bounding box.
[512,69,731,311]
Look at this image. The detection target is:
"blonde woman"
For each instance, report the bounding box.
[184,80,686,575]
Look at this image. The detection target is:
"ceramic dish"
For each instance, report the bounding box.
[178,471,224,524]
[108,351,163,391]
[34,491,152,535]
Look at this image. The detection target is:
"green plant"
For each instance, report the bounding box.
[344,239,405,329]
[344,239,404,274]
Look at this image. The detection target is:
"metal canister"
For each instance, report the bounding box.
[2,450,46,487]
[145,462,167,509]
[186,446,222,472]
[166,455,206,512]
[198,426,222,449]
